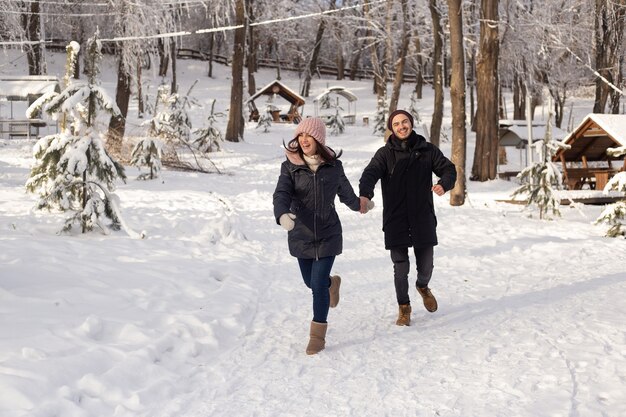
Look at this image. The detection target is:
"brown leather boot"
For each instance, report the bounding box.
[396,304,411,326]
[329,275,341,308]
[417,286,438,312]
[306,321,328,355]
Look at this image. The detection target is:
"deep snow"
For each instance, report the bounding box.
[1,49,625,417]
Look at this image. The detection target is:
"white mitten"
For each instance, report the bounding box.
[279,213,296,231]
[366,200,375,211]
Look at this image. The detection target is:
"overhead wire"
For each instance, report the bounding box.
[0,0,385,45]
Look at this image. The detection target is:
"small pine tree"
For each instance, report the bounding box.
[510,111,568,220]
[25,33,127,235]
[318,92,332,110]
[256,104,273,133]
[327,97,345,136]
[408,92,422,125]
[373,95,388,136]
[130,138,163,180]
[594,146,626,237]
[194,99,225,152]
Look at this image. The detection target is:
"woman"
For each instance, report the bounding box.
[273,117,368,355]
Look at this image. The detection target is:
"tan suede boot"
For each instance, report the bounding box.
[417,287,438,312]
[329,275,341,308]
[306,321,328,355]
[396,304,412,326]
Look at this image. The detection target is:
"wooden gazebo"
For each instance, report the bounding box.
[313,86,358,125]
[246,80,305,123]
[553,113,626,190]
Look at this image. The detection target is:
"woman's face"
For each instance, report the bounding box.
[298,133,318,156]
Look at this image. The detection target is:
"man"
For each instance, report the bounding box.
[359,109,456,326]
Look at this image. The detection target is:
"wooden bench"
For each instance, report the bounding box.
[0,119,47,139]
[562,168,618,190]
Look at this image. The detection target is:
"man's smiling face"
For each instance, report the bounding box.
[391,114,412,140]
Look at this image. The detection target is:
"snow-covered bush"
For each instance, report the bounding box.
[130,138,163,180]
[372,95,388,136]
[194,99,224,152]
[25,33,129,235]
[595,146,626,237]
[511,112,568,220]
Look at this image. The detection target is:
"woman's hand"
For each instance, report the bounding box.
[279,213,296,231]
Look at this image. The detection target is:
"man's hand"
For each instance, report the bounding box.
[432,184,445,196]
[359,196,372,214]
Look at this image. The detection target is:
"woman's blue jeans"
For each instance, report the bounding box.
[297,256,335,323]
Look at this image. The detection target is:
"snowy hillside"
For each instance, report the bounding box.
[1,52,625,417]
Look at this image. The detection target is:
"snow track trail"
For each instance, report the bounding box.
[172,132,626,417]
[2,124,625,417]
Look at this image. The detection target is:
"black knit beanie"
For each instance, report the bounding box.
[387,110,414,131]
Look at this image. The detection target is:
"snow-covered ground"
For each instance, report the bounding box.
[1,51,625,417]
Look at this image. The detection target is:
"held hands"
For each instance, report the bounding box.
[279,213,296,231]
[359,196,375,214]
[432,184,445,196]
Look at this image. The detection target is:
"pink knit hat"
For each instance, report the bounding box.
[294,117,327,145]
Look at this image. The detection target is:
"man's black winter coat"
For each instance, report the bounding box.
[274,155,360,259]
[359,131,456,249]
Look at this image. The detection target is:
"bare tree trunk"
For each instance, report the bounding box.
[158,37,169,77]
[512,71,526,119]
[610,55,624,114]
[107,55,131,158]
[349,37,364,80]
[301,10,328,98]
[226,0,246,142]
[246,0,257,96]
[469,49,476,131]
[471,0,499,181]
[22,0,43,75]
[364,1,385,96]
[413,30,424,99]
[170,37,177,94]
[447,0,467,206]
[593,0,625,113]
[337,46,345,80]
[137,56,144,118]
[388,0,410,114]
[429,0,444,147]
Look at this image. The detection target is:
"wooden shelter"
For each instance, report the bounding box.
[553,113,626,190]
[246,80,305,123]
[0,75,60,138]
[313,86,358,125]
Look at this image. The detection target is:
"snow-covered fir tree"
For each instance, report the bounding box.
[595,145,626,237]
[26,33,128,235]
[318,92,332,110]
[326,97,345,136]
[408,92,422,126]
[194,100,225,152]
[130,138,163,180]
[511,111,568,220]
[256,105,273,133]
[373,95,388,136]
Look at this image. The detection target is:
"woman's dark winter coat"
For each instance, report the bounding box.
[359,131,456,250]
[273,151,360,259]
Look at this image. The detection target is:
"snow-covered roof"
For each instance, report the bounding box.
[0,76,61,100]
[499,120,567,147]
[246,80,305,106]
[313,86,357,102]
[581,113,626,146]
[554,113,626,162]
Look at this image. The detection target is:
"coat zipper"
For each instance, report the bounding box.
[313,170,319,260]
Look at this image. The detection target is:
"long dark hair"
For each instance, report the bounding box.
[284,137,342,162]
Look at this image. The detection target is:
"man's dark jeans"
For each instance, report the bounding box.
[390,246,434,305]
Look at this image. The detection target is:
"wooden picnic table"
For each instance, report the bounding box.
[562,167,618,190]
